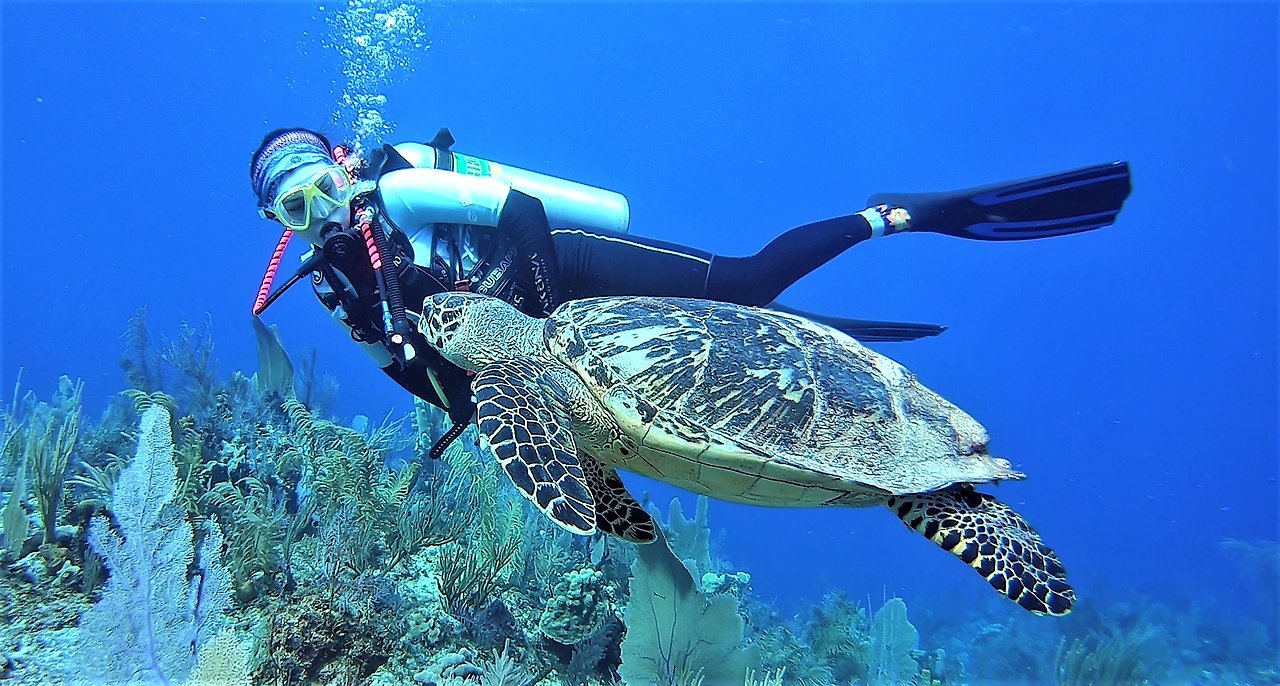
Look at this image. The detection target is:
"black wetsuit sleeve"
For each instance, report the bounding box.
[382,361,442,409]
[499,190,562,315]
[380,346,472,413]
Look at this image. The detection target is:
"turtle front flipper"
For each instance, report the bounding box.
[886,486,1074,616]
[580,456,657,543]
[473,358,596,535]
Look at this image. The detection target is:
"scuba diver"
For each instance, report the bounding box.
[249,127,1131,450]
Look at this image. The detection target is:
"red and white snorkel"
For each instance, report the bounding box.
[251,229,295,316]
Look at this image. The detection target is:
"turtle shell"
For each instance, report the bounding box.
[544,297,1020,500]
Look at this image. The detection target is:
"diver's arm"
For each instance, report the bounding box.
[380,359,455,412]
[378,167,509,237]
[499,190,562,314]
[320,306,397,366]
[379,167,563,315]
[328,308,460,411]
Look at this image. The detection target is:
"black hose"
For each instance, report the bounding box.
[368,213,411,341]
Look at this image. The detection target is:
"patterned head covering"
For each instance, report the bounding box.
[250,129,334,208]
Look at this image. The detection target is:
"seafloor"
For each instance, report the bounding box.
[0,313,1276,685]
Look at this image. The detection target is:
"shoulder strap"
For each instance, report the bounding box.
[429,128,456,171]
[367,143,415,180]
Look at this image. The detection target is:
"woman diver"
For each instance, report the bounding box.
[248,127,1131,442]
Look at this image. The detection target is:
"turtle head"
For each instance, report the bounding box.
[419,292,537,371]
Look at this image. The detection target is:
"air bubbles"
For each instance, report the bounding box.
[323,0,429,148]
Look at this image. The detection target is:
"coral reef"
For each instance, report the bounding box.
[1,313,1277,685]
[539,567,612,645]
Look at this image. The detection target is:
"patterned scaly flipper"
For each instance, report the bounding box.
[887,486,1074,616]
[473,358,596,535]
[580,456,657,543]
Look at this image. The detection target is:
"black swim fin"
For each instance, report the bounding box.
[867,161,1131,241]
[767,303,946,343]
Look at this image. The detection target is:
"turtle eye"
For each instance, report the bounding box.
[440,309,461,332]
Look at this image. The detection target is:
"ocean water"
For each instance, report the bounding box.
[1,2,1276,685]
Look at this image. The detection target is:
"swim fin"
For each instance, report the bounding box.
[768,303,946,343]
[867,161,1131,241]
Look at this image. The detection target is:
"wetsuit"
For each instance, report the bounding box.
[551,215,870,306]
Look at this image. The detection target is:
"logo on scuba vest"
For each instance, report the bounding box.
[529,252,554,315]
[476,249,515,294]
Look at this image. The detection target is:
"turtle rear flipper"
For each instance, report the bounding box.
[887,486,1074,616]
[580,456,657,543]
[474,358,596,535]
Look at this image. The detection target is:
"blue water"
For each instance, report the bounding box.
[3,1,1276,682]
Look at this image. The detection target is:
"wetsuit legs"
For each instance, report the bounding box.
[550,228,715,300]
[550,212,874,306]
[704,214,873,305]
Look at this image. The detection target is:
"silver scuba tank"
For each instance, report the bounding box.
[392,141,631,235]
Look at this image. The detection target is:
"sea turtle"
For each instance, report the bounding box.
[419,292,1074,616]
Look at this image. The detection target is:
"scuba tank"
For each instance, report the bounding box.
[393,129,631,235]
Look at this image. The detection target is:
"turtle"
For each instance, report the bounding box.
[419,292,1074,616]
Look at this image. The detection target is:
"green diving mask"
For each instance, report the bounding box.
[261,165,356,232]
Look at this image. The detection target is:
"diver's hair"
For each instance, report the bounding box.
[250,128,333,179]
[249,128,336,203]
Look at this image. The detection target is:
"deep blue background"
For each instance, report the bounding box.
[3,2,1276,619]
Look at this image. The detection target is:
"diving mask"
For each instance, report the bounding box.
[262,165,355,232]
